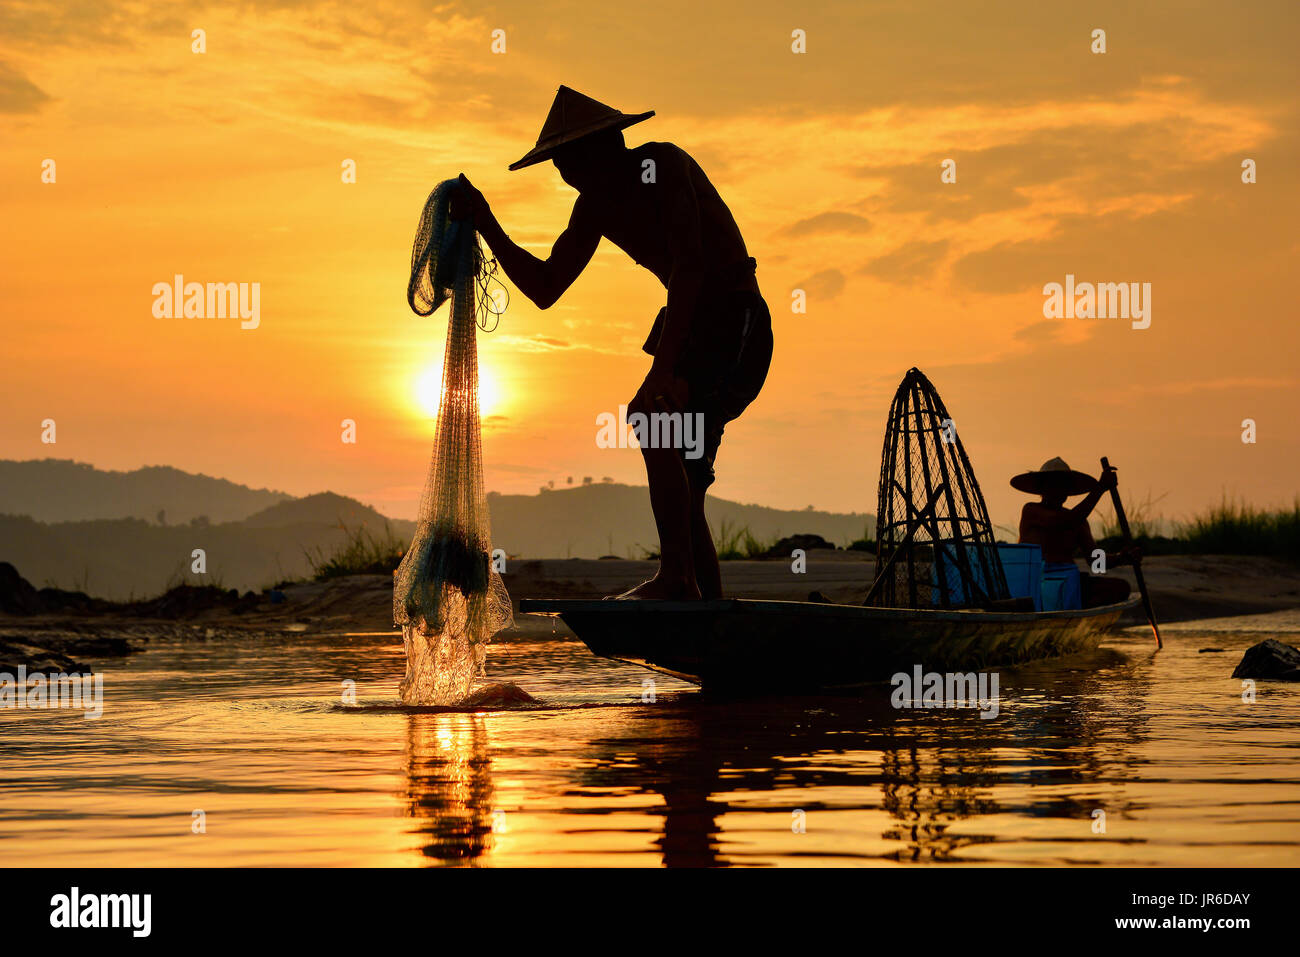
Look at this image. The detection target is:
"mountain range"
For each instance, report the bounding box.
[0,459,873,599]
[0,459,290,524]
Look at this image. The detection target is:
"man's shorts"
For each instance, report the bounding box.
[641,263,773,490]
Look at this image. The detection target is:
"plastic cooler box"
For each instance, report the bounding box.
[931,543,1043,610]
[1040,561,1083,611]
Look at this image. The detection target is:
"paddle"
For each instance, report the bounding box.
[1100,457,1161,649]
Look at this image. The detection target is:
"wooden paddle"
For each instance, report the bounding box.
[1100,457,1161,649]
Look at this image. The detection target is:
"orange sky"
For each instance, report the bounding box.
[2,1,1297,534]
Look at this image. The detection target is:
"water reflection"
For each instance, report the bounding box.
[5,627,1291,867]
[565,647,1156,865]
[402,714,496,864]
[631,713,727,867]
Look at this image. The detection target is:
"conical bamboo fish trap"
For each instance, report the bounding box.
[871,368,1010,609]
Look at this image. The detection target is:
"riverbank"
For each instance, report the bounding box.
[2,553,1298,671]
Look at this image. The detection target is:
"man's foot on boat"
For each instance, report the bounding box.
[605,575,702,600]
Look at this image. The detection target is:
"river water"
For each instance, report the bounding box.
[1,615,1298,866]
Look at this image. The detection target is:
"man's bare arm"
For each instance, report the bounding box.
[1068,470,1115,523]
[455,174,600,310]
[1079,516,1097,555]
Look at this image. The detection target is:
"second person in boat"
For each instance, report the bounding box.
[1011,457,1137,608]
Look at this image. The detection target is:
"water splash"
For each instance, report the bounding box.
[398,584,508,706]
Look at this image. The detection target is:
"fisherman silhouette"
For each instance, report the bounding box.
[1012,457,1136,608]
[451,86,772,600]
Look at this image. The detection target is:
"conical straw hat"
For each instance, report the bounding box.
[508,86,654,171]
[1009,456,1097,496]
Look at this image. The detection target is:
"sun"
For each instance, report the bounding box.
[415,360,503,418]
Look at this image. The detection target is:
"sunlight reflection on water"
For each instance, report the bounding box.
[1,619,1298,866]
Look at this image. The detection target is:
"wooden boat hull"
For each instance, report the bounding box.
[519,597,1140,691]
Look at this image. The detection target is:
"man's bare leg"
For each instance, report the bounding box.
[690,478,722,599]
[612,444,701,600]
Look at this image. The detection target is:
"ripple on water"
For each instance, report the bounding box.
[0,625,1297,866]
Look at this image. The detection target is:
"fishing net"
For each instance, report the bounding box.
[395,179,512,705]
[870,367,1009,609]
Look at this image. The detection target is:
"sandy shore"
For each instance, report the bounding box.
[2,553,1298,669]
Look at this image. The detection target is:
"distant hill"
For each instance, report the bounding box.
[0,459,290,524]
[241,491,400,530]
[0,461,873,599]
[0,508,417,601]
[489,482,873,559]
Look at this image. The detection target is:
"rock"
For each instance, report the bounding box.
[0,563,115,616]
[0,562,42,615]
[1231,638,1300,681]
[765,533,836,558]
[0,637,92,674]
[37,586,105,614]
[125,584,260,619]
[460,682,538,707]
[61,635,134,658]
[0,631,136,673]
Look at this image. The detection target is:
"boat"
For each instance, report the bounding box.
[519,596,1140,691]
[518,368,1154,692]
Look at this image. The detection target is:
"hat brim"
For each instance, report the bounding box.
[508,110,655,171]
[1010,469,1097,496]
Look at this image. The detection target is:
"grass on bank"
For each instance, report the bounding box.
[713,519,772,560]
[1180,498,1300,560]
[1094,497,1300,562]
[304,523,408,580]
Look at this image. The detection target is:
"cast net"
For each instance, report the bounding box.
[395,179,512,705]
[870,367,1009,609]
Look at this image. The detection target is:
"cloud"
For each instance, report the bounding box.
[1012,319,1060,344]
[0,3,146,49]
[852,118,1231,228]
[781,210,871,238]
[498,333,574,352]
[859,239,948,284]
[796,268,846,300]
[0,61,50,114]
[1113,377,1300,399]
